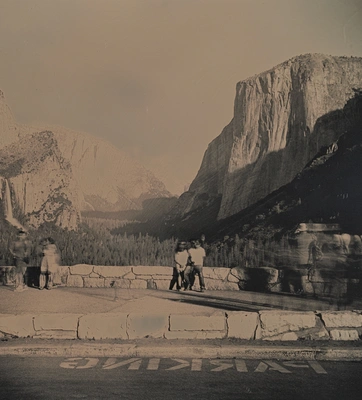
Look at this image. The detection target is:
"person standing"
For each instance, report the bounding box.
[39,237,60,290]
[10,230,31,292]
[184,239,206,292]
[169,241,188,291]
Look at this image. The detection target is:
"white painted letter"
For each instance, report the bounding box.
[210,360,234,372]
[308,361,327,374]
[166,359,190,370]
[147,358,160,370]
[102,358,141,370]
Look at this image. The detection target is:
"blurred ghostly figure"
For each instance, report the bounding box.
[39,237,60,290]
[169,241,188,291]
[350,235,362,259]
[10,230,32,292]
[287,224,314,295]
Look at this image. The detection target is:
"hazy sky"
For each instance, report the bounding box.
[0,0,361,194]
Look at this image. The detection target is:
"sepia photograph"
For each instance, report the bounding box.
[0,0,362,398]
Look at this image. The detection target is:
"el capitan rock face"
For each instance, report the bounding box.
[177,54,362,221]
[211,91,362,240]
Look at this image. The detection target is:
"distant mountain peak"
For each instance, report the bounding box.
[0,90,172,228]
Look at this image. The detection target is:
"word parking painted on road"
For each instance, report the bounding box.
[59,358,327,374]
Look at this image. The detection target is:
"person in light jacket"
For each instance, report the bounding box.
[184,239,206,292]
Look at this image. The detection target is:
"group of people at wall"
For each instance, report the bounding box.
[169,238,207,292]
[288,223,362,296]
[9,229,61,292]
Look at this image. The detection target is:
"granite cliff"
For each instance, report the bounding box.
[0,91,171,228]
[26,123,172,212]
[0,131,81,229]
[211,90,362,240]
[175,54,362,221]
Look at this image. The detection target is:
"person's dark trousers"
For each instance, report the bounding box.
[184,265,194,289]
[193,264,205,289]
[189,269,196,288]
[169,268,183,290]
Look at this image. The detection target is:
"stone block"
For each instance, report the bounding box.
[263,332,299,341]
[67,275,84,287]
[33,330,77,339]
[104,279,131,289]
[147,279,157,289]
[89,272,101,278]
[34,314,80,331]
[154,279,171,290]
[93,266,132,278]
[130,279,147,289]
[69,264,94,276]
[304,318,330,340]
[57,266,69,277]
[202,267,230,280]
[165,330,226,339]
[132,266,172,276]
[123,271,136,280]
[320,311,362,328]
[227,273,240,283]
[329,329,360,341]
[127,313,169,339]
[230,267,248,281]
[269,283,282,293]
[258,311,316,337]
[78,313,128,340]
[251,267,279,284]
[135,275,153,280]
[280,332,299,341]
[204,280,239,291]
[0,314,35,337]
[83,277,105,288]
[170,313,226,332]
[227,312,259,339]
[229,267,279,285]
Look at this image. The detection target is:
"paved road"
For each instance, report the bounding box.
[1,356,361,399]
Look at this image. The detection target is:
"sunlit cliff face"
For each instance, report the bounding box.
[175,54,362,221]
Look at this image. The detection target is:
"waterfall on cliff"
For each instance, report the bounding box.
[4,179,24,230]
[4,179,13,220]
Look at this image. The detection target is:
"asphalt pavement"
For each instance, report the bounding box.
[1,355,362,400]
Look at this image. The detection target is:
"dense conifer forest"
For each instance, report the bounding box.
[0,217,294,269]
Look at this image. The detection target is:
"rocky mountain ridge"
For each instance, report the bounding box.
[173,54,362,222]
[0,91,171,228]
[24,123,171,212]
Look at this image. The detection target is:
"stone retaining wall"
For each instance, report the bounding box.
[1,310,362,341]
[54,264,360,298]
[2,264,361,298]
[55,264,241,291]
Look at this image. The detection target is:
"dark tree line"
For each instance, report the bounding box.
[0,218,297,269]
